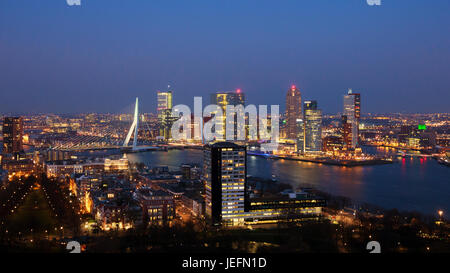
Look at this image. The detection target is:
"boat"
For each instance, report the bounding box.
[437,157,450,167]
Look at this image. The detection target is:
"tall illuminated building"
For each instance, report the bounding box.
[285,85,302,140]
[204,142,246,226]
[304,101,322,153]
[341,115,352,150]
[343,89,361,149]
[2,117,24,155]
[157,90,173,117]
[210,89,245,141]
[157,89,173,139]
[297,101,322,154]
[296,118,304,153]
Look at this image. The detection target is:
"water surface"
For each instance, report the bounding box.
[126,148,449,216]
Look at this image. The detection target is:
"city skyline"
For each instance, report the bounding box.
[1,0,449,258]
[0,85,446,116]
[1,1,450,114]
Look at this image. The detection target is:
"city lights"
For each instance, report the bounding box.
[0,0,448,261]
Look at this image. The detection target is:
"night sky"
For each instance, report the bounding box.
[1,0,449,114]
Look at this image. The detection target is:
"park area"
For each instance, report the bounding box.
[6,186,57,238]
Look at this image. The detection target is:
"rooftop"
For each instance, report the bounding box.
[209,141,245,149]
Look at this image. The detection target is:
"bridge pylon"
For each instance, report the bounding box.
[123,97,139,150]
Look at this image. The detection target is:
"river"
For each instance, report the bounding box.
[125,147,449,216]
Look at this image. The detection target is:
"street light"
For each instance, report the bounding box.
[438,210,443,218]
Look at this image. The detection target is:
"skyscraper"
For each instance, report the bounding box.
[204,142,246,226]
[304,101,322,153]
[211,90,245,107]
[285,85,302,139]
[210,90,245,141]
[341,115,353,150]
[343,89,361,149]
[2,117,24,155]
[296,118,304,153]
[157,89,173,139]
[297,101,322,154]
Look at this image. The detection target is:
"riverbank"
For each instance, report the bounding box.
[247,152,394,167]
[123,148,449,216]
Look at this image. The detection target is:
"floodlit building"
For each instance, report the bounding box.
[203,142,325,227]
[134,188,175,226]
[76,175,102,195]
[104,154,129,172]
[285,85,302,140]
[2,117,24,155]
[157,89,173,139]
[1,117,33,178]
[90,178,141,230]
[244,192,325,225]
[204,142,247,226]
[94,196,141,231]
[181,191,205,217]
[210,90,245,141]
[46,162,84,177]
[1,158,34,178]
[45,160,106,178]
[296,118,305,153]
[297,100,322,154]
[323,135,343,153]
[45,149,73,162]
[343,89,361,149]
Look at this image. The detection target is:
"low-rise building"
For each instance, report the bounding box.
[45,160,105,178]
[1,158,34,178]
[142,174,178,184]
[134,188,175,226]
[92,191,141,231]
[104,155,129,173]
[158,183,185,200]
[81,162,105,175]
[181,191,205,217]
[46,162,83,177]
[76,175,102,196]
[244,191,326,225]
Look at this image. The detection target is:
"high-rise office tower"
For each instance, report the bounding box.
[210,90,245,141]
[297,101,322,154]
[341,115,353,150]
[211,90,245,107]
[285,85,302,139]
[2,117,24,155]
[157,89,173,139]
[157,90,173,117]
[304,101,322,153]
[296,118,304,153]
[343,89,361,149]
[204,142,247,226]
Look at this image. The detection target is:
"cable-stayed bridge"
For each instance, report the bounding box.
[47,98,160,151]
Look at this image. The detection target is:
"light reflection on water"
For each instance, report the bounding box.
[126,148,449,216]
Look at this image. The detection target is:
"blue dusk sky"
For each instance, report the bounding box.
[0,0,449,114]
